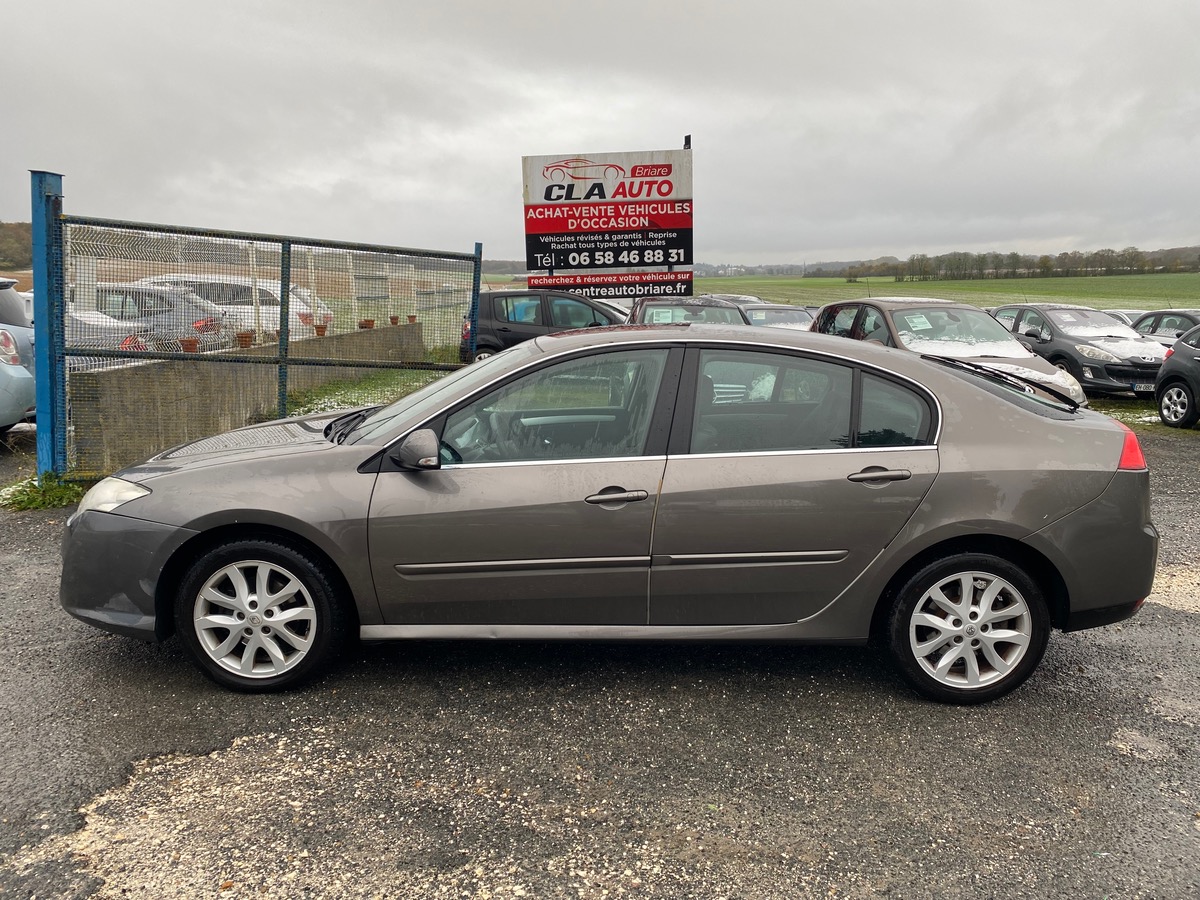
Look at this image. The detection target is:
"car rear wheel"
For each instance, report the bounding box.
[175,539,348,692]
[1158,382,1198,428]
[472,347,499,362]
[887,554,1049,704]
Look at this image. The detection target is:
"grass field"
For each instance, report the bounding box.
[691,273,1200,312]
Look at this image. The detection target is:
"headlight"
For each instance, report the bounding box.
[1075,344,1121,363]
[73,477,151,517]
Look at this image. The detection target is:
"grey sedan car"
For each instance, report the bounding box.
[61,326,1158,703]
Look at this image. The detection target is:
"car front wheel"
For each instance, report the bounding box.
[1158,382,1199,428]
[175,539,348,692]
[887,554,1049,704]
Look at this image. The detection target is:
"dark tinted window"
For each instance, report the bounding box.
[495,295,542,325]
[858,374,933,446]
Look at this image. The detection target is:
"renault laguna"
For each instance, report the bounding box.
[61,325,1158,703]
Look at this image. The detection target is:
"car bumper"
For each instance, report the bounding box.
[60,510,198,640]
[0,364,36,427]
[1077,362,1161,395]
[1023,469,1158,628]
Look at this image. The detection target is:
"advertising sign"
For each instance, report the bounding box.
[522,149,693,292]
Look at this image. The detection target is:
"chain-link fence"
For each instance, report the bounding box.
[52,217,479,477]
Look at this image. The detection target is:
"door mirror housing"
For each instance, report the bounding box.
[392,429,441,470]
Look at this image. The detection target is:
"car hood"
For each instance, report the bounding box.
[1079,337,1166,361]
[117,411,345,481]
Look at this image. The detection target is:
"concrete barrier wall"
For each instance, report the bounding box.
[69,324,425,475]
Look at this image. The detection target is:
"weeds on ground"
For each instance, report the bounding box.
[0,473,87,511]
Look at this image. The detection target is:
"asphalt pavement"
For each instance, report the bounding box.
[0,420,1197,899]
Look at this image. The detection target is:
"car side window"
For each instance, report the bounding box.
[495,295,543,325]
[821,305,859,338]
[548,297,609,328]
[857,307,891,344]
[1135,317,1157,334]
[1159,315,1186,334]
[440,349,669,463]
[992,308,1018,331]
[858,374,933,447]
[690,350,852,453]
[97,291,133,319]
[1022,311,1047,336]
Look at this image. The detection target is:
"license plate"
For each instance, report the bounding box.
[1134,383,1154,392]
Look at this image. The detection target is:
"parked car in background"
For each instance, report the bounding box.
[628,294,753,325]
[60,324,1158,703]
[1099,309,1145,326]
[459,289,623,362]
[812,298,1087,404]
[139,274,323,339]
[741,303,814,330]
[1154,324,1200,428]
[700,295,815,331]
[0,278,35,434]
[92,283,233,352]
[1129,309,1200,349]
[991,303,1165,398]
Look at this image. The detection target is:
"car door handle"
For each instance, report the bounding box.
[585,489,649,505]
[847,467,912,484]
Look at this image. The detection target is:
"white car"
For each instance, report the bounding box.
[138,275,327,339]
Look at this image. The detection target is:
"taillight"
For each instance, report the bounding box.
[120,335,148,352]
[0,329,19,366]
[299,312,314,326]
[1164,347,1174,360]
[1116,421,1148,470]
[461,319,471,340]
[192,318,220,334]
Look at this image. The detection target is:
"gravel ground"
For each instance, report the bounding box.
[0,413,1197,899]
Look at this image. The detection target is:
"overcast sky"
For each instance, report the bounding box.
[5,0,1198,265]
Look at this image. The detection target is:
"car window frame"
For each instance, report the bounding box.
[667,343,938,456]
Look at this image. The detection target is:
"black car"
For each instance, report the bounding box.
[991,303,1165,398]
[627,294,753,325]
[1130,309,1200,349]
[1155,324,1200,428]
[459,290,622,362]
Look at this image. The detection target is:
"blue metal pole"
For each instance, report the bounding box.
[277,242,291,418]
[30,171,65,482]
[469,242,483,359]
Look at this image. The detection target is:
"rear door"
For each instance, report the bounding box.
[488,293,546,349]
[649,346,938,625]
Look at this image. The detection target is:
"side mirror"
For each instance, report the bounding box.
[392,429,441,470]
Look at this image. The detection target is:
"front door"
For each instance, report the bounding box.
[367,346,679,625]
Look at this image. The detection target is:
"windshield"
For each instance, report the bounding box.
[639,304,745,324]
[893,307,1031,358]
[347,342,541,444]
[746,307,813,326]
[1045,308,1140,338]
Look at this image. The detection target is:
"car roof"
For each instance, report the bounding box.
[995,302,1097,311]
[843,297,983,311]
[1132,308,1200,316]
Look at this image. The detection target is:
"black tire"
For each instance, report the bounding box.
[472,346,500,362]
[887,553,1050,704]
[1157,381,1199,428]
[175,539,349,692]
[1050,356,1083,381]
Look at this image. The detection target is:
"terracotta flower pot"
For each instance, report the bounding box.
[358,319,375,329]
[178,337,199,353]
[389,315,400,326]
[235,331,254,349]
[407,315,418,324]
[314,324,328,336]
